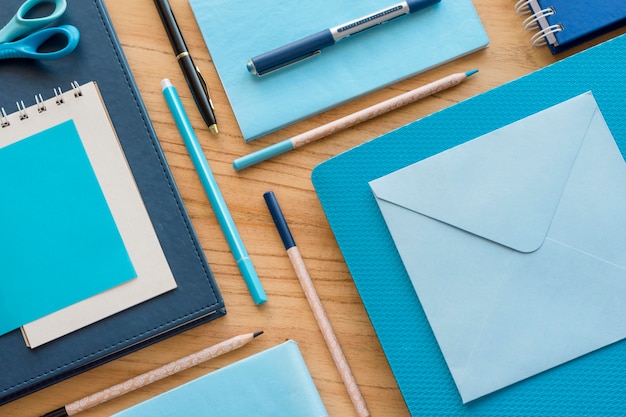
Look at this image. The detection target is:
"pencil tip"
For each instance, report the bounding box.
[253,330,264,338]
[465,69,479,77]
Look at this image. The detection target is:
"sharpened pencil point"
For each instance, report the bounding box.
[466,69,479,77]
[253,330,264,338]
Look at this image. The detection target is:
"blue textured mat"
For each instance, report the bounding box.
[312,33,626,416]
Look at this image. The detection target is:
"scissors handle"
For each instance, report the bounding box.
[0,0,67,44]
[0,24,79,61]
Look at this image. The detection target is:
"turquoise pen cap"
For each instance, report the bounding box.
[238,257,268,304]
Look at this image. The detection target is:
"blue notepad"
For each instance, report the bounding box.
[0,120,136,336]
[189,0,488,141]
[521,0,626,53]
[312,33,626,415]
[112,341,329,417]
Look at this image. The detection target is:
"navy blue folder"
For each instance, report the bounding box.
[0,0,225,404]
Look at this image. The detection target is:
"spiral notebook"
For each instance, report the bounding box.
[312,33,626,415]
[516,0,626,53]
[0,0,225,405]
[0,81,178,349]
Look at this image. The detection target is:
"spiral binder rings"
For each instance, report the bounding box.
[1,81,179,349]
[514,0,626,54]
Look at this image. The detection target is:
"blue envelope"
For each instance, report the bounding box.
[369,92,626,403]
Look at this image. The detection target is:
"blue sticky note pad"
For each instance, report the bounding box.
[0,120,136,336]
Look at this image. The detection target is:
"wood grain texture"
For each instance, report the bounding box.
[2,1,624,416]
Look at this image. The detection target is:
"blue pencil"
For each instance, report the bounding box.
[161,78,267,305]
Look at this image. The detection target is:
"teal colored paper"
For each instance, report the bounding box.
[0,120,136,336]
[370,92,626,403]
[188,0,488,141]
[112,340,329,417]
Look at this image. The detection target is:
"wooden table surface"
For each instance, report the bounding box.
[2,1,624,416]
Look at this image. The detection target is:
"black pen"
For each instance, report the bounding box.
[154,0,218,135]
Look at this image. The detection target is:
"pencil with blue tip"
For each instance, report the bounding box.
[233,70,478,171]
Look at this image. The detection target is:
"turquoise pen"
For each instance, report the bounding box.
[161,79,267,304]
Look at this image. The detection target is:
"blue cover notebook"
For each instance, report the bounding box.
[188,0,488,141]
[112,341,329,417]
[0,0,225,405]
[519,0,626,53]
[312,33,626,415]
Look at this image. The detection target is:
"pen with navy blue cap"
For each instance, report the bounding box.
[247,0,441,76]
[154,0,219,135]
[161,78,267,305]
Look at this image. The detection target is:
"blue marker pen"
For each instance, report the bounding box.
[247,0,441,76]
[161,78,267,305]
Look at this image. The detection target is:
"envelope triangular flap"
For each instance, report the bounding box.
[370,93,598,253]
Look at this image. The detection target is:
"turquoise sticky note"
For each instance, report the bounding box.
[0,120,136,336]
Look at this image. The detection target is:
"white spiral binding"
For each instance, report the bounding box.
[0,81,83,128]
[514,0,532,14]
[514,0,563,47]
[0,108,9,128]
[16,101,28,120]
[522,6,555,30]
[35,94,47,113]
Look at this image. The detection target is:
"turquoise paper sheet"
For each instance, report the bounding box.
[0,120,136,336]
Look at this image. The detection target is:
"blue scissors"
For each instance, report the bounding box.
[0,0,79,61]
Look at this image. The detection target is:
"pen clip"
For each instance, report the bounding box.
[194,65,214,111]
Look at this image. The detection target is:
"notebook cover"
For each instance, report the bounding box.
[312,33,626,415]
[188,0,488,141]
[0,0,225,405]
[112,341,329,417]
[531,0,626,53]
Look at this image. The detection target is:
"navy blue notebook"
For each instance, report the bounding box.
[518,0,626,53]
[313,33,626,415]
[0,0,225,405]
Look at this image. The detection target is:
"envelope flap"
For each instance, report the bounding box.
[370,93,599,253]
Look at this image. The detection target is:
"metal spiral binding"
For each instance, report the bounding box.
[0,81,83,128]
[54,86,64,105]
[0,108,9,128]
[71,81,82,98]
[514,0,563,47]
[35,94,47,113]
[514,0,532,14]
[16,101,28,120]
